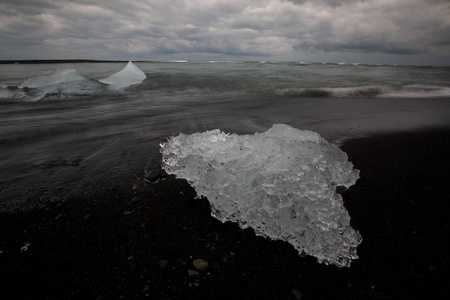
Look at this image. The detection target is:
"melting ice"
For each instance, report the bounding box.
[99,61,147,91]
[161,124,362,267]
[0,61,146,100]
[16,68,104,101]
[19,68,88,89]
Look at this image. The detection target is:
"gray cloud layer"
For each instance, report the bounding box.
[1,0,449,64]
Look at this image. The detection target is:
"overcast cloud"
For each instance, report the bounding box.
[1,0,449,65]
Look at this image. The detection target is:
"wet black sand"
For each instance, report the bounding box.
[1,128,449,299]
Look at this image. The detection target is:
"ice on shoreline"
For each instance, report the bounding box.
[161,124,361,267]
[1,61,146,100]
[19,68,88,89]
[16,68,105,100]
[99,61,146,91]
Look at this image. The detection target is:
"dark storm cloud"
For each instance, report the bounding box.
[0,0,449,64]
[290,0,450,57]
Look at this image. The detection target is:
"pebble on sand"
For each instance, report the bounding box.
[158,260,170,269]
[193,258,209,271]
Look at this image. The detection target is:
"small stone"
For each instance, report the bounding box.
[55,214,65,221]
[130,263,136,272]
[143,285,150,292]
[70,158,82,166]
[144,166,167,184]
[50,196,61,203]
[127,197,139,207]
[84,214,92,221]
[124,211,132,215]
[193,258,209,271]
[188,269,199,276]
[177,258,187,266]
[291,289,303,300]
[127,256,134,261]
[159,260,170,269]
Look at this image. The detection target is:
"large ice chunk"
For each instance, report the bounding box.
[17,69,104,100]
[161,124,361,267]
[19,69,88,89]
[99,61,146,90]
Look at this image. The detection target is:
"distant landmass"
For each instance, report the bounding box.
[0,59,128,64]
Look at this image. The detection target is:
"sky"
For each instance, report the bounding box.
[1,0,450,65]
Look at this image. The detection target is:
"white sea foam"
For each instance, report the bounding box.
[161,124,361,267]
[384,85,450,98]
[277,85,450,98]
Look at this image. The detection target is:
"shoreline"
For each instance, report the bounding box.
[1,127,449,299]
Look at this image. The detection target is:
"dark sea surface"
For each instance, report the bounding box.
[1,61,449,211]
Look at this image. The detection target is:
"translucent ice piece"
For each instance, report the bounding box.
[99,61,146,90]
[17,68,104,100]
[19,69,88,89]
[161,124,361,267]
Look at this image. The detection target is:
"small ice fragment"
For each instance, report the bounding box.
[99,61,146,90]
[20,242,30,253]
[161,124,361,267]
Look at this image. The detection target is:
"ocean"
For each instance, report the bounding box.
[1,61,449,211]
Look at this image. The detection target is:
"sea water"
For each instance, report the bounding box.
[0,61,449,210]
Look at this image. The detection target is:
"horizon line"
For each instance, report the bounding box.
[0,59,448,67]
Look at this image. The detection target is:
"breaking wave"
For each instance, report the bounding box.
[277,85,450,98]
[1,61,449,101]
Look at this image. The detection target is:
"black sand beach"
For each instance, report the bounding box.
[1,128,449,299]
